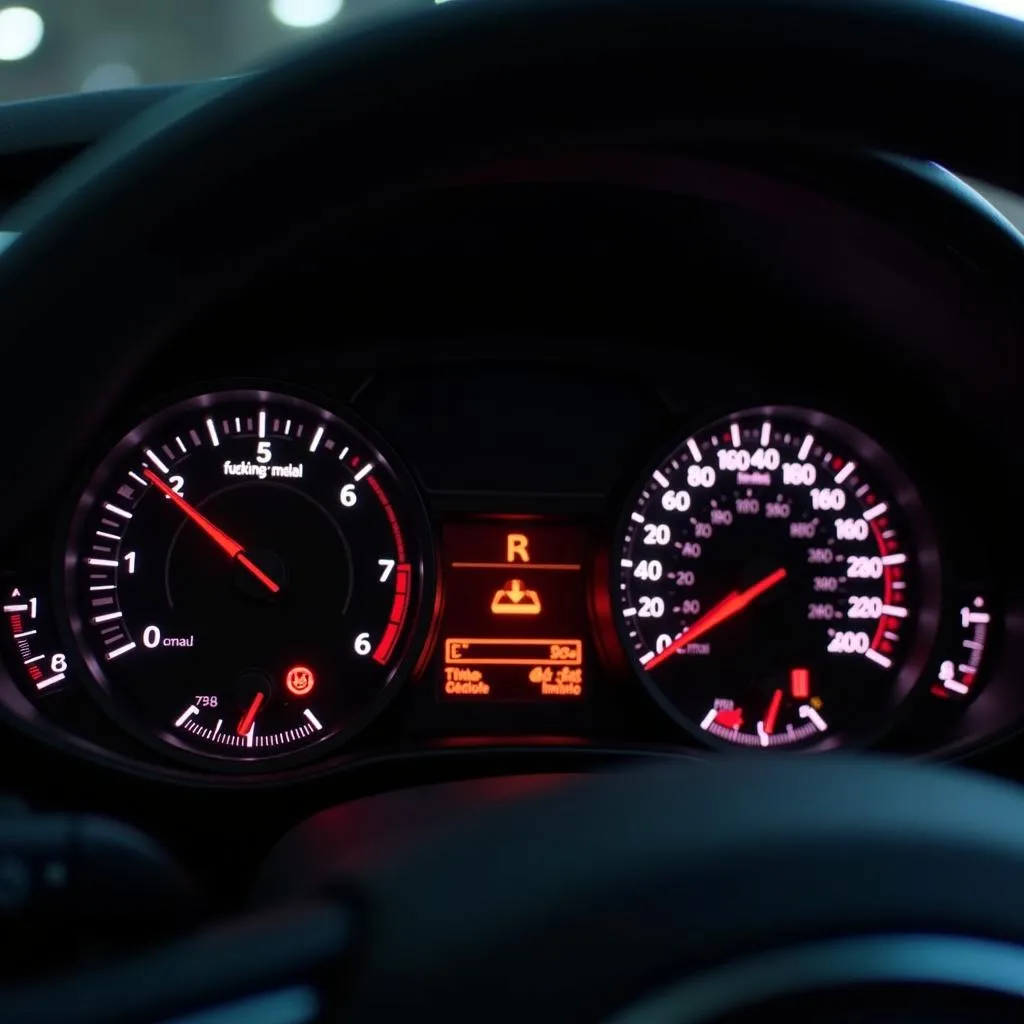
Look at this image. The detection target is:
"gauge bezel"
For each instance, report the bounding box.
[607,404,943,753]
[57,381,436,774]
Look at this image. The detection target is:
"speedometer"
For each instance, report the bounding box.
[611,407,939,750]
[63,387,432,771]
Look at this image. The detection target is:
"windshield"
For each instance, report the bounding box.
[0,0,1020,104]
[0,0,449,103]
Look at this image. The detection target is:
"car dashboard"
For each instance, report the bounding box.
[2,86,1024,907]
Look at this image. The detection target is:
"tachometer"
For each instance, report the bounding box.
[63,387,432,770]
[612,407,939,750]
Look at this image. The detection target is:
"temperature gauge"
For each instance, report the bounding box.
[931,595,992,702]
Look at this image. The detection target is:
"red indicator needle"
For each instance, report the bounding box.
[237,692,264,736]
[763,688,783,735]
[235,554,280,594]
[142,469,280,593]
[645,566,787,670]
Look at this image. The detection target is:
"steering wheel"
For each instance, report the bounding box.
[5,1,1024,1021]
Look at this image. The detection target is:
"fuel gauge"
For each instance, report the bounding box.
[0,576,74,697]
[930,595,992,702]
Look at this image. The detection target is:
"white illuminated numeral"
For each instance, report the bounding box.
[782,462,816,486]
[827,630,870,654]
[143,625,161,648]
[847,556,883,579]
[835,518,869,541]
[339,484,357,508]
[643,523,671,546]
[123,551,137,574]
[811,487,845,511]
[847,595,883,618]
[660,490,691,512]
[687,465,716,488]
[163,476,184,498]
[50,653,67,673]
[717,448,780,472]
[633,560,662,581]
[378,559,395,582]
[354,632,371,656]
[751,447,780,470]
[256,441,272,464]
[637,596,665,618]
[718,449,750,471]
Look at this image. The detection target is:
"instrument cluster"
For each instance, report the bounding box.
[0,358,1009,782]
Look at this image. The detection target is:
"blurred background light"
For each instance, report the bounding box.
[80,62,141,93]
[0,6,43,61]
[269,0,343,29]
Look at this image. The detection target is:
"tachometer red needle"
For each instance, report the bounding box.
[644,566,787,669]
[142,469,280,593]
[237,692,264,736]
[763,688,784,735]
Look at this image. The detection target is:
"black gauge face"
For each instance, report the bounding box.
[612,407,939,750]
[64,388,431,770]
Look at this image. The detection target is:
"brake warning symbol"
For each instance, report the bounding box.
[490,579,541,615]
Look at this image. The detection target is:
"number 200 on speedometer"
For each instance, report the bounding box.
[611,407,940,750]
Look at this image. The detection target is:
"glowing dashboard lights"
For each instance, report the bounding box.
[437,521,589,701]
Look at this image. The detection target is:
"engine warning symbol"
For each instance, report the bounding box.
[490,579,541,615]
[285,665,315,696]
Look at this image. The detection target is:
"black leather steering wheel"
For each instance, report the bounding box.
[4,1,1024,1021]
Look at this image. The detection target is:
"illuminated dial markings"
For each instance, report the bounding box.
[65,389,430,770]
[612,407,939,750]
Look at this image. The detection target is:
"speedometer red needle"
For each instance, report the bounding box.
[644,566,787,670]
[763,688,784,735]
[142,468,280,593]
[237,692,264,736]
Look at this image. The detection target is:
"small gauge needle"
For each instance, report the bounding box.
[762,688,784,735]
[644,567,787,669]
[142,469,280,593]
[237,692,264,736]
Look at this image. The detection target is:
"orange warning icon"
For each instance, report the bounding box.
[490,579,541,615]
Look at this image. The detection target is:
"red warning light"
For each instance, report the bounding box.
[285,665,315,697]
[790,667,810,700]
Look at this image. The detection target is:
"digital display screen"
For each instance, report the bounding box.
[438,520,588,701]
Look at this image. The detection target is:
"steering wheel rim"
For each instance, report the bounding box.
[270,757,1024,1021]
[3,1,1024,1019]
[1,0,1024,537]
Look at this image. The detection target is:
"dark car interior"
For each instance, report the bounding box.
[5,1,1024,1020]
